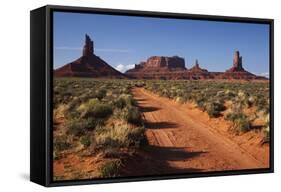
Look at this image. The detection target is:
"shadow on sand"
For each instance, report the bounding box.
[139,106,161,112]
[144,121,178,129]
[119,145,206,177]
[144,146,206,161]
[135,98,147,102]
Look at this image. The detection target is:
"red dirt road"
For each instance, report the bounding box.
[129,88,269,174]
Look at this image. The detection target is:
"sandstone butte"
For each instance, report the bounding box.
[126,51,267,80]
[54,34,267,80]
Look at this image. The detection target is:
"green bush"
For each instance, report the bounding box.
[53,151,59,160]
[66,118,97,136]
[92,104,113,118]
[81,103,113,119]
[114,97,127,109]
[53,136,71,160]
[225,111,250,132]
[124,106,142,125]
[53,137,71,151]
[175,96,186,104]
[127,126,146,147]
[80,135,91,147]
[225,111,244,122]
[94,125,145,149]
[263,126,270,142]
[263,113,270,142]
[78,98,99,110]
[195,97,207,110]
[206,101,225,117]
[115,94,136,107]
[234,116,250,132]
[95,88,107,100]
[100,160,121,178]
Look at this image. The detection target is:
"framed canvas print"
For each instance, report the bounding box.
[30,5,274,187]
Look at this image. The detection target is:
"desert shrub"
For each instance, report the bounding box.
[206,106,220,117]
[66,118,86,136]
[224,90,236,99]
[234,116,250,132]
[123,106,142,125]
[175,96,185,104]
[81,103,113,119]
[92,104,113,118]
[235,91,252,107]
[64,100,81,119]
[237,90,249,99]
[100,159,121,178]
[66,118,98,136]
[127,96,137,106]
[216,90,225,98]
[127,126,146,147]
[78,98,99,112]
[80,135,91,148]
[95,126,129,148]
[95,88,107,100]
[64,110,80,120]
[225,111,250,132]
[263,113,270,142]
[53,151,59,160]
[63,102,80,119]
[205,101,225,117]
[263,126,270,142]
[225,111,244,122]
[94,125,145,149]
[113,94,131,109]
[53,136,71,160]
[117,94,136,106]
[256,98,269,113]
[195,96,207,110]
[114,97,127,109]
[53,136,71,151]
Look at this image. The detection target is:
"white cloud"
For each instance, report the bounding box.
[260,72,269,78]
[254,72,269,78]
[115,64,135,72]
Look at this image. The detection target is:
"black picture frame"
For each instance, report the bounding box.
[30,5,274,187]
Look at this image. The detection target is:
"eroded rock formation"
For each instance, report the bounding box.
[54,34,267,80]
[82,34,94,57]
[54,34,126,78]
[126,56,187,79]
[189,59,208,73]
[131,56,186,71]
[125,52,267,80]
[226,51,245,72]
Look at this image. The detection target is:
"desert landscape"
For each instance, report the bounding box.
[52,34,270,181]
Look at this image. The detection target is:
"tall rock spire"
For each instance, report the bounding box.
[226,50,245,72]
[54,34,126,78]
[82,34,94,56]
[233,50,243,70]
[195,59,199,68]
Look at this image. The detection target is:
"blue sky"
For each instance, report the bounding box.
[53,11,270,76]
